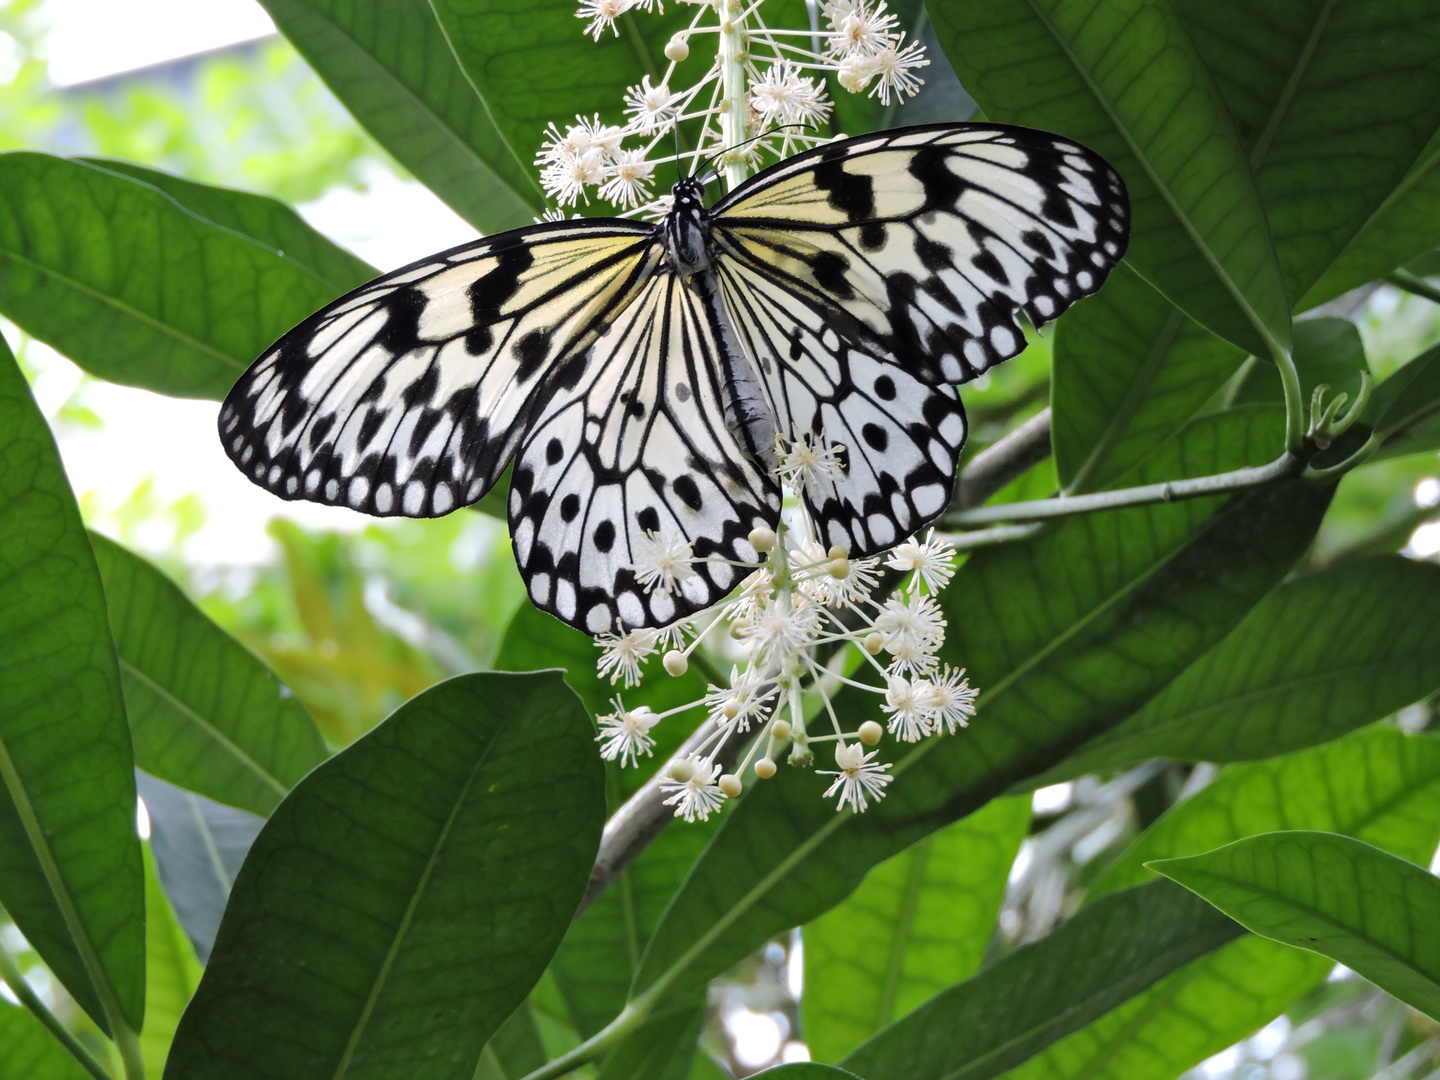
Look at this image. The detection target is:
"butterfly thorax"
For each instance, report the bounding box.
[665,177,711,276]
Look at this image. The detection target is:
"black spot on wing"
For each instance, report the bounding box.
[813,158,875,222]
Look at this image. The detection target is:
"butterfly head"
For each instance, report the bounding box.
[666,176,711,276]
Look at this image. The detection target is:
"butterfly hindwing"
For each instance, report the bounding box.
[218,221,662,519]
[712,123,1129,385]
[509,272,780,634]
[719,257,966,557]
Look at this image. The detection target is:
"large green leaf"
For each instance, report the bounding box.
[594,1004,704,1080]
[164,671,604,1080]
[1154,831,1440,1020]
[81,158,376,289]
[755,1068,862,1080]
[256,0,544,231]
[1038,556,1440,779]
[1005,727,1440,1080]
[1234,317,1369,406]
[139,846,203,1079]
[0,343,145,1033]
[1300,129,1440,310]
[91,533,328,818]
[1050,264,1244,493]
[0,153,351,399]
[928,0,1289,355]
[804,797,1031,1064]
[0,1002,92,1080]
[840,880,1243,1080]
[631,407,1331,1003]
[1173,0,1440,304]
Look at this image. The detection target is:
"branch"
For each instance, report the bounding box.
[949,408,1053,511]
[942,452,1304,529]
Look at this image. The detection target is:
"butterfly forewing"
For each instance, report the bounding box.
[510,272,780,634]
[712,124,1129,385]
[218,221,661,519]
[719,257,967,556]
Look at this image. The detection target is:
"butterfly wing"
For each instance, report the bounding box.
[712,123,1130,386]
[717,256,966,556]
[510,271,781,634]
[218,220,663,518]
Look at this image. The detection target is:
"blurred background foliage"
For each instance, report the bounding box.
[1,0,1439,1077]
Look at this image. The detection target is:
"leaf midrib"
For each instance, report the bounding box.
[119,660,289,801]
[0,248,244,376]
[330,733,500,1079]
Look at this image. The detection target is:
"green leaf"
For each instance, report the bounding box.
[1300,129,1440,310]
[753,1067,862,1080]
[1172,0,1440,305]
[1050,264,1244,493]
[840,879,1243,1080]
[165,671,604,1080]
[0,341,145,1033]
[1007,726,1440,1080]
[255,0,544,231]
[140,846,203,1079]
[1151,831,1440,1021]
[998,937,1330,1080]
[484,1004,549,1079]
[1036,555,1440,778]
[632,406,1331,1003]
[90,533,328,818]
[136,772,263,963]
[928,0,1289,355]
[595,1004,704,1080]
[0,1002,92,1080]
[0,153,353,399]
[1363,341,1440,445]
[804,797,1031,1063]
[80,158,376,290]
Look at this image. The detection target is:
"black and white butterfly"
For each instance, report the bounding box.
[219,123,1129,635]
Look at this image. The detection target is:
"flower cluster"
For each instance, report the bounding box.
[593,436,975,821]
[540,0,930,214]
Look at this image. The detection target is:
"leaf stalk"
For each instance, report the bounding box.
[0,945,118,1080]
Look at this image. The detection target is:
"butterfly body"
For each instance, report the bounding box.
[219,123,1129,634]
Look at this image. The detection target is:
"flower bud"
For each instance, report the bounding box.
[828,557,850,579]
[749,525,776,552]
[864,631,884,655]
[827,544,849,559]
[858,720,883,746]
[667,758,694,782]
[771,719,791,741]
[719,773,743,797]
[754,758,777,779]
[730,618,750,639]
[665,34,690,61]
[663,649,688,676]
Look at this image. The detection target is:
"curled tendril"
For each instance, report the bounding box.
[1307,371,1373,449]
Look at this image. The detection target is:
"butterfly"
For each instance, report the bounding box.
[219,122,1129,635]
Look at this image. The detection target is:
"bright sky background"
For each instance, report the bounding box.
[28,0,483,569]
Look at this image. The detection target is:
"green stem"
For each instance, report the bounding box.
[717,0,752,191]
[942,452,1304,528]
[0,946,116,1080]
[1273,343,1307,454]
[517,999,655,1080]
[1387,270,1440,307]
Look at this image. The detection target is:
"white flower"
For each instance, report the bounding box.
[705,666,779,732]
[577,0,635,40]
[820,742,893,812]
[777,431,848,503]
[662,757,727,821]
[596,626,658,686]
[923,665,977,733]
[836,54,877,93]
[741,593,823,669]
[599,148,656,209]
[541,147,607,206]
[826,1,898,59]
[749,62,832,128]
[869,38,928,105]
[886,530,956,594]
[630,530,699,596]
[596,704,659,765]
[624,75,677,132]
[874,593,945,658]
[882,675,934,741]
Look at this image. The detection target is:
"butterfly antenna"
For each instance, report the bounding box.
[697,123,817,177]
